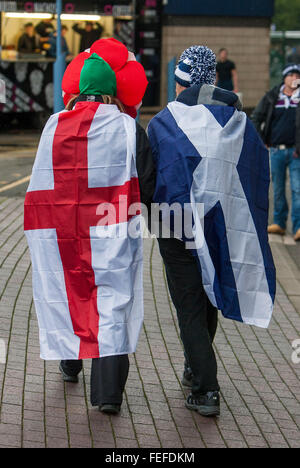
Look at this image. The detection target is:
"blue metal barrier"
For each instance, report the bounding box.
[136,53,141,123]
[167,57,176,103]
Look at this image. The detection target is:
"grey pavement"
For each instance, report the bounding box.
[0,136,299,448]
[0,131,38,198]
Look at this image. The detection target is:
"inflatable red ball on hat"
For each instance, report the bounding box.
[62,38,148,119]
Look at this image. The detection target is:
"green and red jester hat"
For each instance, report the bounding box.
[62,38,148,118]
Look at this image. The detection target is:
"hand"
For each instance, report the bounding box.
[293,151,300,159]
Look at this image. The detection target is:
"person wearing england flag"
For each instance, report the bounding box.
[24,39,156,415]
[147,46,276,417]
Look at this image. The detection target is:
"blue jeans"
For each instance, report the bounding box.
[270,147,300,234]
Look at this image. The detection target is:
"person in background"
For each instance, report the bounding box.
[72,22,103,53]
[251,64,300,241]
[46,25,70,58]
[216,48,238,93]
[35,17,54,47]
[18,23,39,54]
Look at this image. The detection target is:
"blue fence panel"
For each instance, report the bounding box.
[168,57,176,103]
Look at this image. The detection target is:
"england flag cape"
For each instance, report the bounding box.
[24,101,143,360]
[148,84,276,328]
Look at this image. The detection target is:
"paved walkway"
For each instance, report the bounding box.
[0,196,299,448]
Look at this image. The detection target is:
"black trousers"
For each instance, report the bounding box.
[158,238,220,396]
[60,355,129,406]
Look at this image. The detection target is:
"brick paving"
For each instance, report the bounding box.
[0,195,299,448]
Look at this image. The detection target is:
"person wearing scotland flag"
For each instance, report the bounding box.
[24,39,156,415]
[147,46,276,417]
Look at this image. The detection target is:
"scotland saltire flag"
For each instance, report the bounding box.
[148,84,276,328]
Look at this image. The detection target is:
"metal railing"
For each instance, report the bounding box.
[167,56,176,102]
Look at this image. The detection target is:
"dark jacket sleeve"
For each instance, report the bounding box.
[17,35,27,53]
[35,22,44,36]
[72,24,84,35]
[251,94,269,140]
[136,122,156,209]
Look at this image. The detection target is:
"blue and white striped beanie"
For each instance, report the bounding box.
[175,46,217,87]
[282,63,300,80]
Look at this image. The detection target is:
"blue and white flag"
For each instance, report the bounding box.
[148,85,276,328]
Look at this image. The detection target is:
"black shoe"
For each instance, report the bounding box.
[185,391,220,417]
[59,363,79,383]
[99,404,121,415]
[181,368,193,388]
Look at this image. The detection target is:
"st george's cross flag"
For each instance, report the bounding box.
[148,84,276,329]
[24,101,143,360]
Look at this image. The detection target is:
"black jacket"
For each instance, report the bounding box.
[136,122,156,210]
[72,24,103,52]
[251,85,300,153]
[17,33,37,53]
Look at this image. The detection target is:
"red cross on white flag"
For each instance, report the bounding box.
[24,101,143,360]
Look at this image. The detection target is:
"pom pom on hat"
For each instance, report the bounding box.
[175,45,216,87]
[90,38,148,106]
[90,38,128,71]
[282,63,300,80]
[62,38,148,110]
[62,51,91,95]
[116,61,148,107]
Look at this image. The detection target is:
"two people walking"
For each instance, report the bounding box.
[24,40,275,418]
